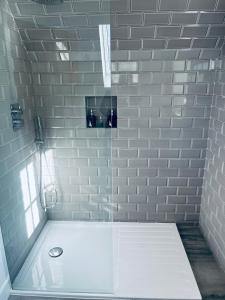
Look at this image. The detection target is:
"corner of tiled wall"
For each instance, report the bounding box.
[200,53,225,272]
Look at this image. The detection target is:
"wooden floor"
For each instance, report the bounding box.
[177,225,225,300]
[9,225,225,300]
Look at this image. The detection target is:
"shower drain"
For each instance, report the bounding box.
[48,247,63,258]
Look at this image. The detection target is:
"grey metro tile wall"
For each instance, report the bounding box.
[30,51,217,223]
[200,55,225,273]
[6,0,225,53]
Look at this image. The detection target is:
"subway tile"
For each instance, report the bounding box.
[179,168,199,177]
[199,12,225,24]
[161,128,181,138]
[156,26,181,38]
[169,177,188,186]
[78,28,99,40]
[151,96,172,106]
[73,1,100,13]
[46,2,73,14]
[144,13,170,25]
[200,49,221,59]
[163,84,184,95]
[138,186,157,195]
[160,0,187,10]
[169,159,189,168]
[160,149,179,158]
[70,41,93,51]
[88,14,114,26]
[163,61,185,71]
[62,15,88,26]
[129,159,148,167]
[40,73,61,84]
[118,129,138,138]
[151,118,171,128]
[192,139,207,148]
[112,27,130,39]
[173,72,196,83]
[152,50,176,60]
[17,3,45,15]
[160,107,181,117]
[196,96,212,106]
[43,41,70,51]
[184,83,208,95]
[181,149,201,158]
[129,177,148,186]
[52,29,78,40]
[119,149,138,158]
[176,49,201,59]
[192,38,217,48]
[197,71,215,83]
[182,26,208,37]
[36,16,62,27]
[150,139,170,148]
[167,196,186,204]
[182,107,205,117]
[117,14,143,26]
[26,29,52,40]
[139,149,158,158]
[186,60,209,71]
[158,187,177,195]
[128,50,152,61]
[143,39,166,49]
[107,0,130,13]
[172,118,193,128]
[131,0,157,11]
[140,61,163,71]
[159,168,178,177]
[139,169,158,177]
[188,0,216,10]
[139,128,160,138]
[178,187,197,195]
[149,178,167,186]
[24,41,44,51]
[171,12,198,24]
[118,39,142,50]
[152,72,173,84]
[129,119,149,128]
[208,26,225,37]
[149,159,168,168]
[167,39,192,49]
[119,185,137,194]
[131,26,154,38]
[194,118,210,128]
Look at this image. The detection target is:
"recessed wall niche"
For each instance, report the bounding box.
[85,96,117,128]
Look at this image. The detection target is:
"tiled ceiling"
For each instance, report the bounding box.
[7,0,225,53]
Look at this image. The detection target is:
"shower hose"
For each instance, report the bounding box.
[38,145,58,211]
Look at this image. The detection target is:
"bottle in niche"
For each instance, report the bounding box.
[107,109,117,128]
[97,114,104,128]
[87,109,97,128]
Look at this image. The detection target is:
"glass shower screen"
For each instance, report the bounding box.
[11,0,114,295]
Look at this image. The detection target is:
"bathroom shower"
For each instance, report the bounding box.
[33,116,58,211]
[2,0,225,299]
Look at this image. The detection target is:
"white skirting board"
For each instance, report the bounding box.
[0,227,10,300]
